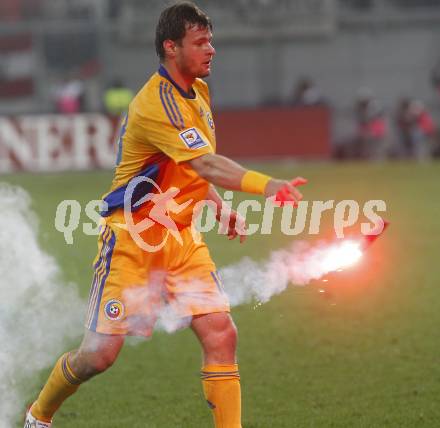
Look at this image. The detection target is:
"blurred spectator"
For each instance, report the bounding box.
[353,88,389,160]
[53,77,85,114]
[103,79,133,116]
[291,77,325,107]
[395,98,436,160]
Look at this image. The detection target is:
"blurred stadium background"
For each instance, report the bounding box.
[2,1,440,427]
[1,0,440,168]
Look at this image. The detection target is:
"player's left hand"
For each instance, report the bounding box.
[268,177,308,207]
[218,209,247,243]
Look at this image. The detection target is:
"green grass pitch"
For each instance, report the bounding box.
[5,161,440,427]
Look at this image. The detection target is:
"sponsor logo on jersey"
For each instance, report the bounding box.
[179,127,208,149]
[104,299,124,321]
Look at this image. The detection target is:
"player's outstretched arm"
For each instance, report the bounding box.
[189,153,307,205]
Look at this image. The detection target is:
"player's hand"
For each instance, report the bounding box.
[264,177,308,207]
[218,209,247,243]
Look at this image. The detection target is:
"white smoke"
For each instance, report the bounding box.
[220,239,358,306]
[0,184,83,428]
[123,240,348,336]
[121,275,230,336]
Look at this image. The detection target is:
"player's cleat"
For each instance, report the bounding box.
[24,407,52,428]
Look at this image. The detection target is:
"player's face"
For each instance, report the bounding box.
[175,25,215,78]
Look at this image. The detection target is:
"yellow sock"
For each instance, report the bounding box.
[31,353,83,422]
[201,364,242,428]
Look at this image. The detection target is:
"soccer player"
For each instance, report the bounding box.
[25,2,306,427]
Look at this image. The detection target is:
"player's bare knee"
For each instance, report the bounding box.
[70,341,122,379]
[72,351,117,379]
[89,352,117,375]
[222,322,238,351]
[224,321,238,346]
[206,320,237,353]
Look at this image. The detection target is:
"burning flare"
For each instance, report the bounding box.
[319,240,363,272]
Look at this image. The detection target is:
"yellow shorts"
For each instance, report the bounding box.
[85,213,229,336]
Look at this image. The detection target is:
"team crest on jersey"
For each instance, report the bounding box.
[206,111,214,130]
[104,299,124,321]
[179,127,208,149]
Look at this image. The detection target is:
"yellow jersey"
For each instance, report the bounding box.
[103,64,216,227]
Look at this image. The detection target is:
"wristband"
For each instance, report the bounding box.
[240,170,272,194]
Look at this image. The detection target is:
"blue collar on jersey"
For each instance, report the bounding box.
[158,64,196,99]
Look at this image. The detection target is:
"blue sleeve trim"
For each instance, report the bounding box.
[167,85,185,130]
[116,114,128,166]
[159,81,180,130]
[163,82,181,130]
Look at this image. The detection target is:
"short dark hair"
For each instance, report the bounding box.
[155,2,212,60]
